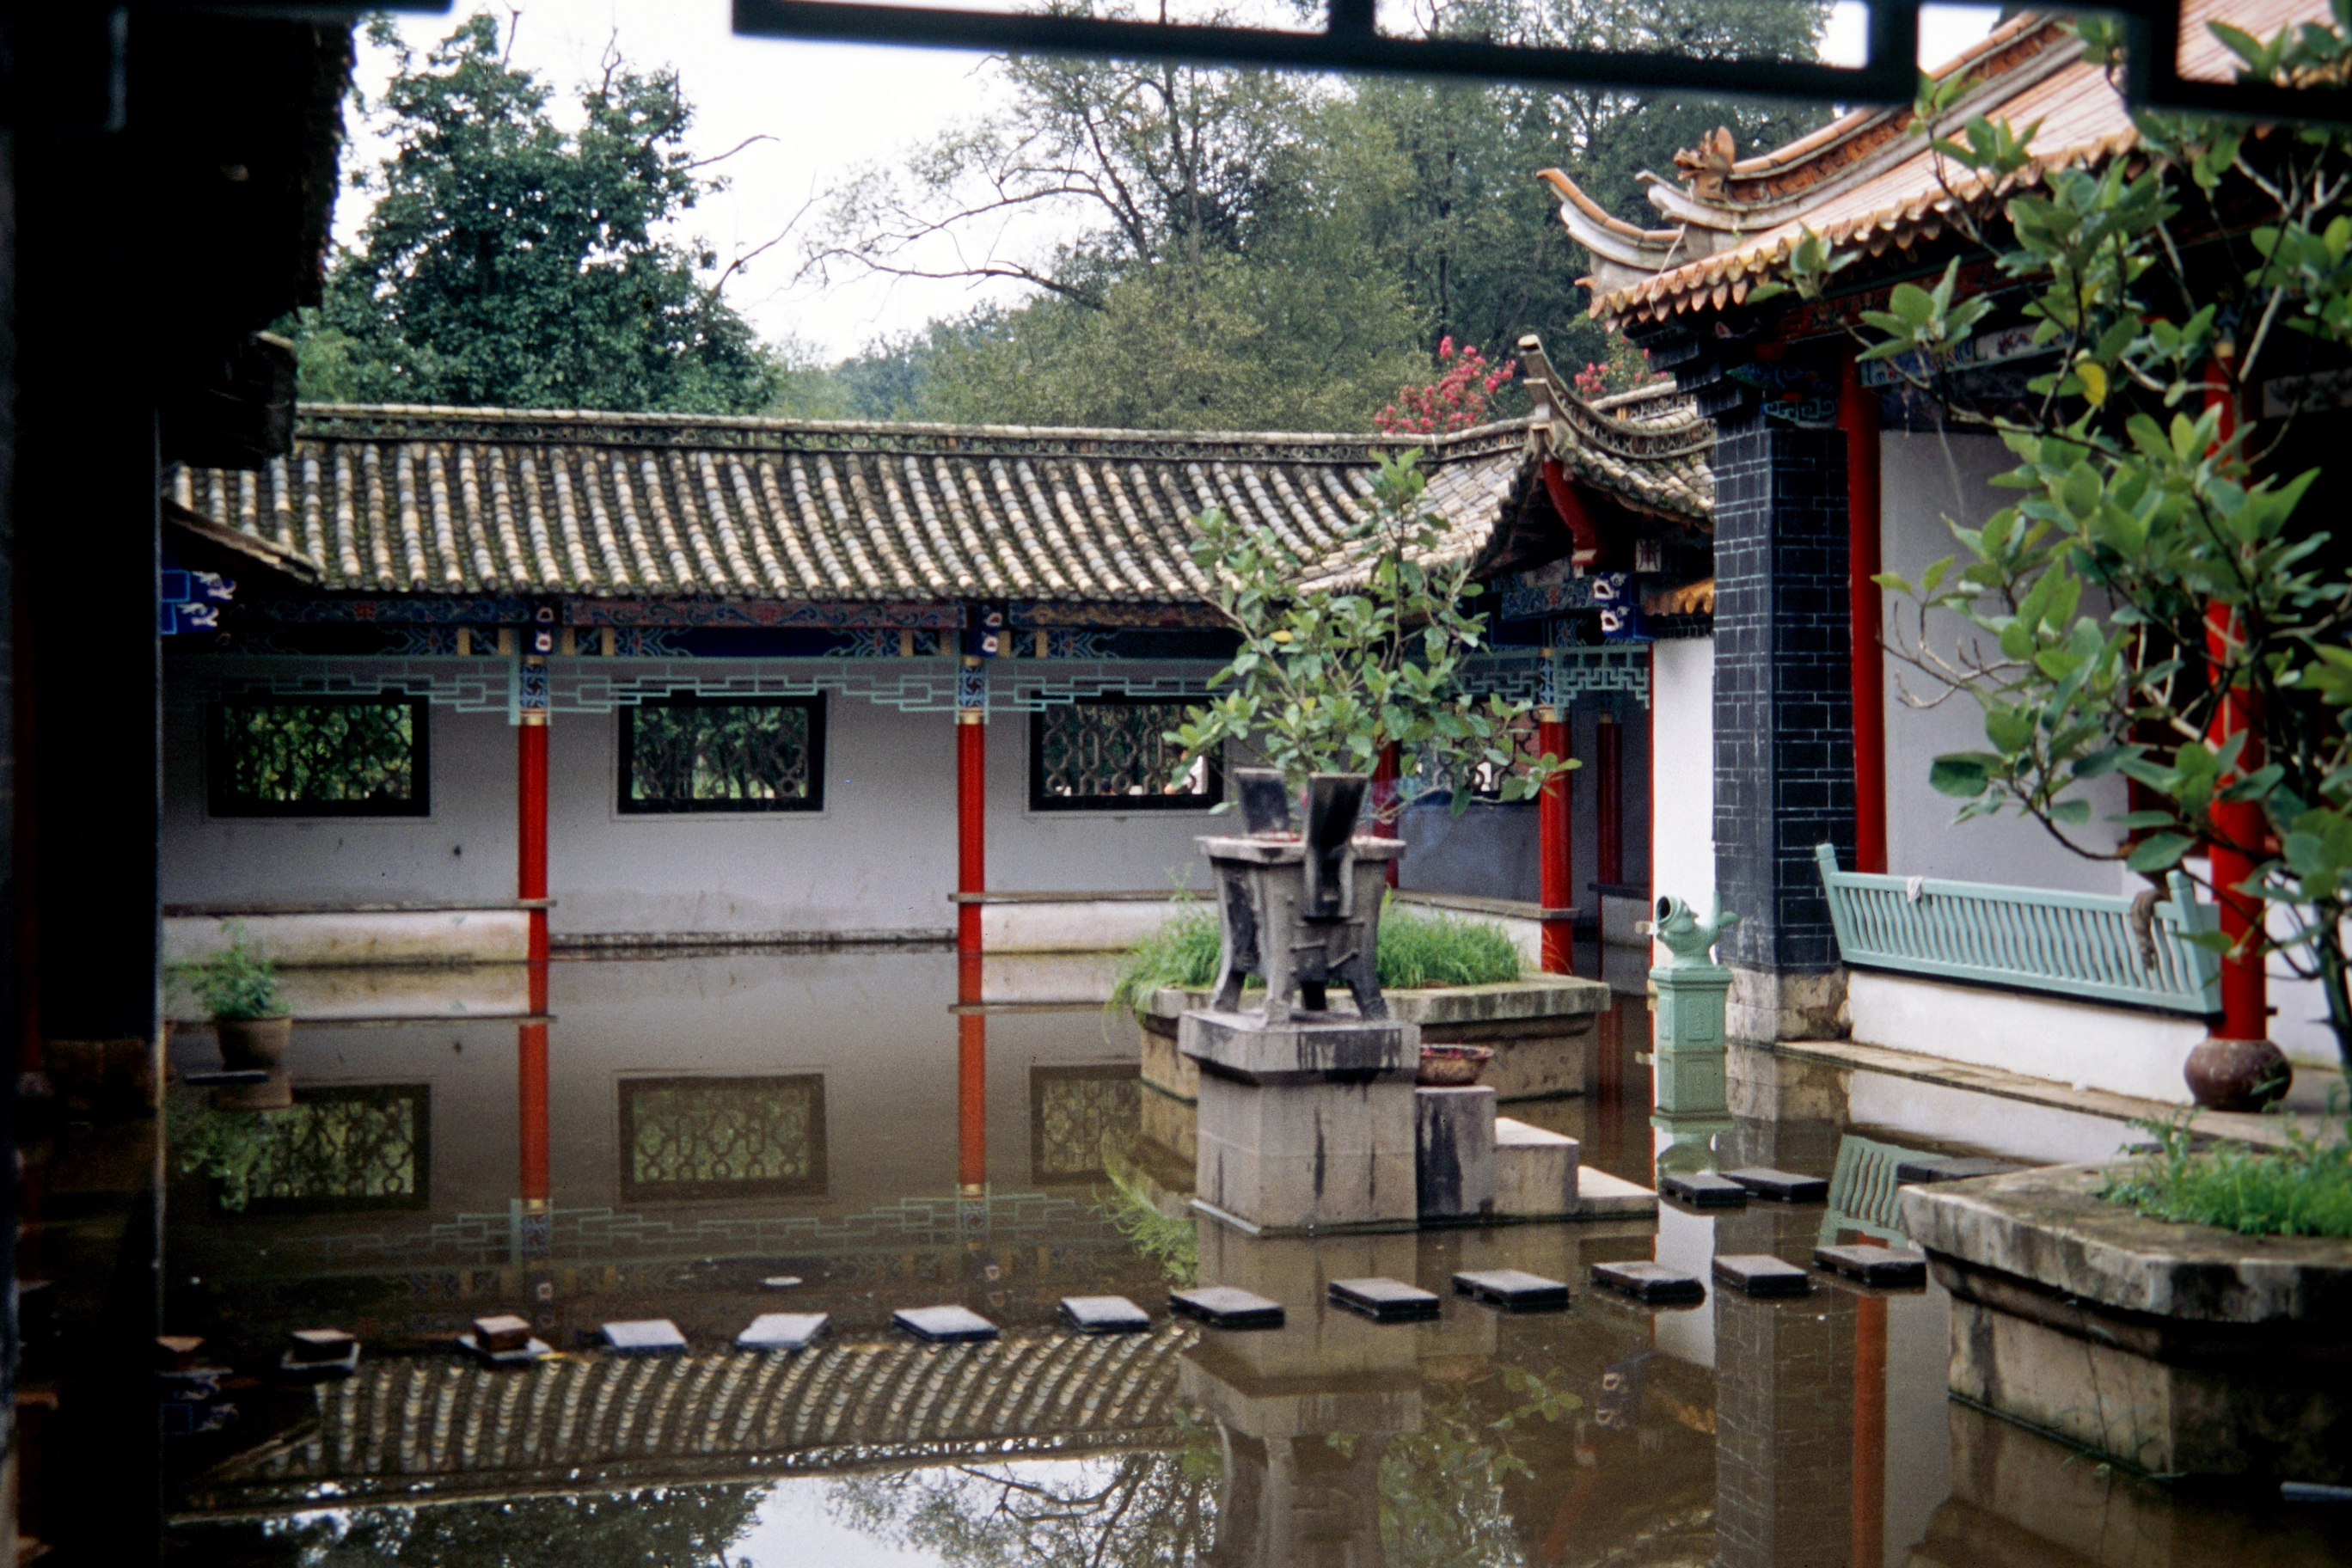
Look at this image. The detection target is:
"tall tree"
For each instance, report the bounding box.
[297,15,778,413]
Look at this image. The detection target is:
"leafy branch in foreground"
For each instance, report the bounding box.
[1781,15,2352,1068]
[1169,453,1572,818]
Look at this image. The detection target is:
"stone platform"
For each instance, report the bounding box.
[1902,1163,2352,1484]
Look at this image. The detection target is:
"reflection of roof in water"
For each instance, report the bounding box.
[185,1323,1197,1514]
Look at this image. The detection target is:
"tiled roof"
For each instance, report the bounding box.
[1549,0,2324,326]
[168,405,1580,603]
[189,1326,1194,1508]
[1517,343,1712,525]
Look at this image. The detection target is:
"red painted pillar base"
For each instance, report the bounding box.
[958,957,987,1198]
[1538,707,1574,974]
[518,679,551,1205]
[518,1019,550,1207]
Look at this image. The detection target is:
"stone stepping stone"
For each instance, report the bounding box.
[1590,1260,1706,1305]
[1452,1269,1570,1311]
[1722,1167,1829,1203]
[456,1331,550,1367]
[894,1305,1000,1343]
[1896,1156,2026,1185]
[761,1276,804,1290]
[736,1313,829,1352]
[280,1328,359,1378]
[1168,1286,1284,1329]
[1060,1295,1152,1334]
[1712,1254,1812,1298]
[603,1320,689,1355]
[1660,1172,1749,1209]
[1328,1277,1442,1322]
[1814,1244,1928,1289]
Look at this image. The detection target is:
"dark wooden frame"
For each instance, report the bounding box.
[617,1074,829,1204]
[617,692,827,814]
[205,692,431,818]
[1027,694,1222,813]
[219,1082,432,1216]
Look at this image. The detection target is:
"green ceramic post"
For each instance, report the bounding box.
[1648,896,1736,1119]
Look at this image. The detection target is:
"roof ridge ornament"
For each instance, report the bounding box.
[1672,127,1737,200]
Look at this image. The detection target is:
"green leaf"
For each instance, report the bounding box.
[2126,832,2196,873]
[1930,754,1994,797]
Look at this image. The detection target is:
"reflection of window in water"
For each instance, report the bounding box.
[229,1084,431,1214]
[619,695,825,813]
[1029,1066,1141,1183]
[1029,695,1221,810]
[619,1075,827,1202]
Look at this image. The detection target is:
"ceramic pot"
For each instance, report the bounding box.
[2183,1037,2291,1112]
[1417,1044,1493,1087]
[217,1014,293,1071]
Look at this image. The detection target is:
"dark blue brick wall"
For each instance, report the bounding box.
[1712,425,1855,973]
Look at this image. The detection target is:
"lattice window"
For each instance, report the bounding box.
[1028,1066,1141,1183]
[230,1084,431,1214]
[619,1075,827,1202]
[1029,695,1219,812]
[619,695,824,813]
[207,696,428,817]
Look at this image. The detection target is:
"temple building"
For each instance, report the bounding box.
[161,363,1712,990]
[1538,0,2343,1100]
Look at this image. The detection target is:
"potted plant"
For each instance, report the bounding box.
[186,922,291,1069]
[1166,453,1572,1020]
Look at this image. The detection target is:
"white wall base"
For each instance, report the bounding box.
[1847,971,2208,1105]
[165,909,530,968]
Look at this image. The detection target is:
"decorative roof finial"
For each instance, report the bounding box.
[1672,127,1737,200]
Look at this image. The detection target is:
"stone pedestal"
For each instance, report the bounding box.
[1414,1087,1495,1222]
[1185,1008,1419,1234]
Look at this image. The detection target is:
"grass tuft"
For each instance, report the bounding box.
[2098,1101,2352,1239]
[1107,894,1522,1014]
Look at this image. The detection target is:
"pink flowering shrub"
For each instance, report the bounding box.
[1572,334,1662,400]
[1375,338,1516,436]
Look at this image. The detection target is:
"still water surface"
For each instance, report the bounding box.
[159,951,2352,1566]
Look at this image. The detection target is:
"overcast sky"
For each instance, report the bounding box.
[341,3,2004,362]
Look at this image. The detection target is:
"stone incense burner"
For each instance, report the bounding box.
[1200,769,1402,1024]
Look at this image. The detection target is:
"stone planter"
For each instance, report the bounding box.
[1141,974,1609,1118]
[1902,1164,2352,1485]
[216,1014,293,1070]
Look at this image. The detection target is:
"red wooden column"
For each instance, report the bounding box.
[957,661,986,956]
[1538,704,1574,974]
[959,952,987,1197]
[2202,364,2268,1045]
[1852,1293,1889,1568]
[1840,354,1887,873]
[1595,712,1623,888]
[518,652,551,1205]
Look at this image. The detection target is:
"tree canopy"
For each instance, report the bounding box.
[806,0,1833,429]
[295,15,778,413]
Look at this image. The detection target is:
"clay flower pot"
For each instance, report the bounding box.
[216,1014,293,1071]
[2183,1038,2291,1112]
[1417,1044,1493,1087]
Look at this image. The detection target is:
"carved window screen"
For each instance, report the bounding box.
[1029,695,1220,812]
[620,695,825,813]
[208,695,429,817]
[225,1083,431,1214]
[619,1075,827,1203]
[1029,1065,1141,1184]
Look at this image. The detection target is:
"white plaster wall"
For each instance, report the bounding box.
[1847,971,2208,1104]
[989,708,1224,894]
[162,705,517,905]
[1651,639,1714,965]
[1879,431,2124,891]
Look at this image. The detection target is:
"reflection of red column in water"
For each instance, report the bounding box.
[957,707,985,956]
[518,675,552,1204]
[958,951,986,1196]
[1852,1293,1888,1568]
[2202,367,2267,1044]
[1372,742,1400,887]
[1841,352,1887,874]
[1538,707,1573,973]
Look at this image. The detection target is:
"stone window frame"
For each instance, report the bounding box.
[205,692,432,818]
[616,1073,829,1205]
[616,691,828,816]
[1026,692,1223,813]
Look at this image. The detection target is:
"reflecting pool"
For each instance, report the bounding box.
[159,951,2352,1566]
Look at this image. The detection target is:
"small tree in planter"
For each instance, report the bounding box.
[185,922,291,1069]
[1167,451,1572,823]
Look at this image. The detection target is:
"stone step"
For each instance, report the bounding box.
[1492,1117,1578,1217]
